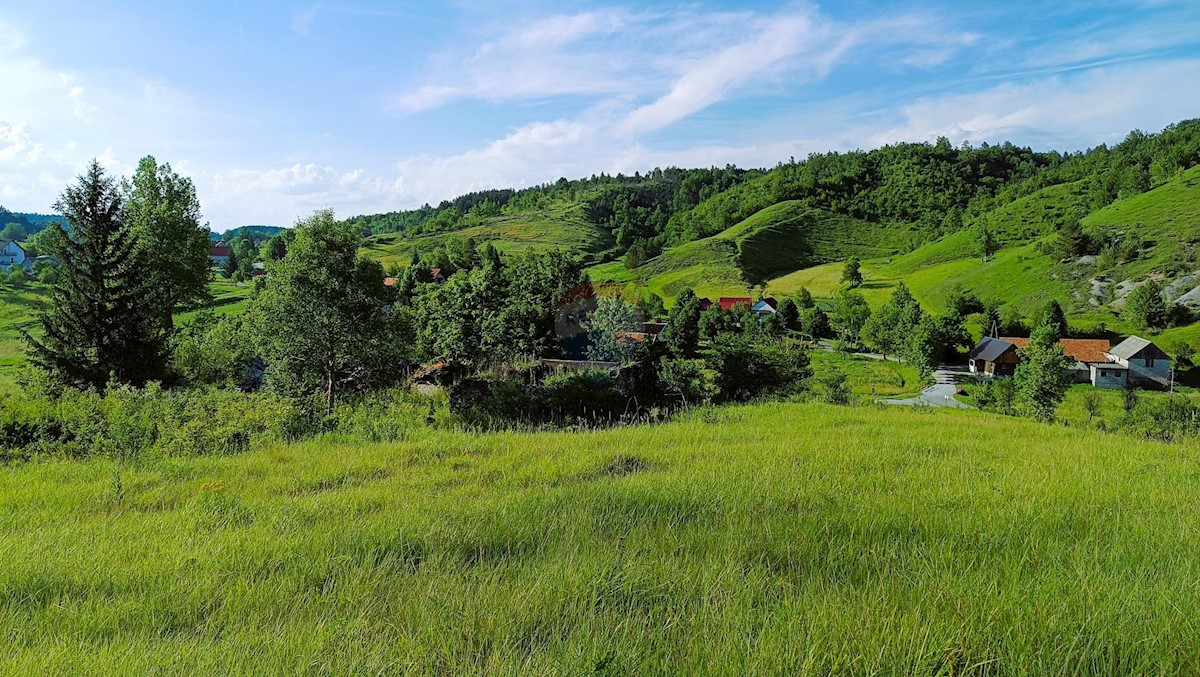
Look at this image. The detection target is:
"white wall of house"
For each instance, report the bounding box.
[1,240,28,272]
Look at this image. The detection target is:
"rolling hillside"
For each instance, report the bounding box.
[589,202,905,301]
[360,200,613,268]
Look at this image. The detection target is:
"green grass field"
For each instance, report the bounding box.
[361,201,614,268]
[809,350,926,397]
[589,202,906,302]
[0,284,49,394]
[4,401,1200,672]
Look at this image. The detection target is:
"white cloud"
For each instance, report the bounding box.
[291,4,322,37]
[870,59,1200,148]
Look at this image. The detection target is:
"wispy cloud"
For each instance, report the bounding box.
[291,4,322,38]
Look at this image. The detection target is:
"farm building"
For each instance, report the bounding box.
[210,242,232,266]
[718,297,753,311]
[968,336,1167,389]
[1106,336,1172,388]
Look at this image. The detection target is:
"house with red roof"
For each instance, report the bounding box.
[210,241,232,267]
[718,296,752,311]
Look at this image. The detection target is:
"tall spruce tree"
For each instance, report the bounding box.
[24,161,169,389]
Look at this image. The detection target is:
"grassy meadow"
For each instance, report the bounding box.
[360,201,614,268]
[4,401,1200,673]
[0,284,48,394]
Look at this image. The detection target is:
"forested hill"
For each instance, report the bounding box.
[0,209,66,236]
[349,120,1200,270]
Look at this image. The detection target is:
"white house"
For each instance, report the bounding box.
[0,239,29,273]
[1106,336,1172,388]
[750,297,779,317]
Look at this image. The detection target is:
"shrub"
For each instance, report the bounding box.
[705,336,810,402]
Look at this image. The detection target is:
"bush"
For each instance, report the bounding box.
[0,386,341,461]
[705,336,810,402]
[813,367,850,405]
[659,358,718,405]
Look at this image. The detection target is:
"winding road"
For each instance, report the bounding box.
[883,366,973,409]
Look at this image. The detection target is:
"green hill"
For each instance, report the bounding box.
[360,200,613,267]
[590,202,903,301]
[5,401,1200,672]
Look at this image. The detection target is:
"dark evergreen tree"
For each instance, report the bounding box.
[1034,299,1069,340]
[24,161,169,389]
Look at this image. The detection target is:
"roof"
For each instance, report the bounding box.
[558,281,596,306]
[211,245,232,257]
[1,239,26,253]
[759,297,778,310]
[643,322,666,335]
[1004,337,1113,364]
[429,267,458,279]
[969,337,1016,363]
[698,297,713,311]
[1108,336,1154,360]
[718,296,753,310]
[383,277,397,287]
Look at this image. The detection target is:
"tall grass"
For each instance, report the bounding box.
[3,401,1200,673]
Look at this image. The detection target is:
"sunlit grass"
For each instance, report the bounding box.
[3,401,1200,672]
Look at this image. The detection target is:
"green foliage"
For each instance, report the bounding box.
[704,335,810,402]
[1124,280,1168,330]
[251,210,407,410]
[801,306,831,341]
[812,366,851,405]
[1,221,26,240]
[777,297,799,330]
[862,283,922,358]
[840,257,863,288]
[663,290,701,357]
[24,161,169,390]
[658,357,718,404]
[973,220,998,263]
[125,156,212,322]
[170,310,255,387]
[6,269,26,288]
[1033,299,1069,340]
[586,296,642,364]
[411,248,582,368]
[830,289,871,345]
[1015,325,1072,422]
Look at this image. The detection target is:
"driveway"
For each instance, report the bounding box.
[882,366,973,409]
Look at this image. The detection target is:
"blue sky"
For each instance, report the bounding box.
[2,0,1199,227]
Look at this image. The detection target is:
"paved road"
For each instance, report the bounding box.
[883,366,974,409]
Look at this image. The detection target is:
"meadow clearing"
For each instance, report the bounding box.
[3,401,1200,673]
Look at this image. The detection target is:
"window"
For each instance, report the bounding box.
[1147,357,1154,368]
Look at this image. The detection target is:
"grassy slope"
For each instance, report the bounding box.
[1082,164,1200,280]
[0,278,254,391]
[360,201,613,268]
[0,284,49,394]
[768,170,1200,330]
[4,402,1200,672]
[590,202,902,302]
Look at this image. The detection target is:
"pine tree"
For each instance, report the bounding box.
[1034,299,1069,340]
[24,161,169,389]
